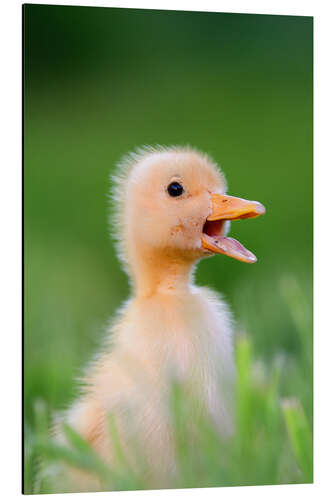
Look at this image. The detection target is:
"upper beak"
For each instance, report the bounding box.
[201,193,266,263]
[207,193,266,221]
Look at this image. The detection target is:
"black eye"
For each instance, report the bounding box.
[167,182,184,197]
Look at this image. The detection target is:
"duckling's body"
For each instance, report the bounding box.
[63,284,234,487]
[53,146,264,491]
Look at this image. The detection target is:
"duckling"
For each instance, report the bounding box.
[54,146,265,490]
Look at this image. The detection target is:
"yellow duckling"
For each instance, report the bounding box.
[55,146,265,490]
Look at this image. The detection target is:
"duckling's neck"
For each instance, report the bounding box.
[129,247,197,298]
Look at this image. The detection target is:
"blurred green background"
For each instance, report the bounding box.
[24,4,313,491]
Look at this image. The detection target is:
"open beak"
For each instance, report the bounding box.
[202,194,266,263]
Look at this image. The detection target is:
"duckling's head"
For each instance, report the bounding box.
[111,146,265,286]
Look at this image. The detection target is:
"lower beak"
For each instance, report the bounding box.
[202,193,266,263]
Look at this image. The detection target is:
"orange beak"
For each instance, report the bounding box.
[202,193,266,263]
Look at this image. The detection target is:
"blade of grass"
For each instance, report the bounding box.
[61,423,114,482]
[281,398,313,483]
[107,414,145,490]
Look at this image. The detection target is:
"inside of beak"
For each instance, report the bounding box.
[201,193,266,264]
